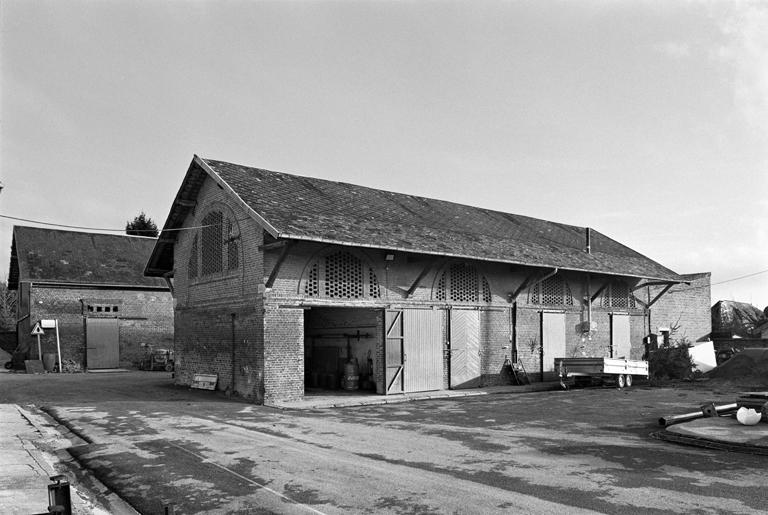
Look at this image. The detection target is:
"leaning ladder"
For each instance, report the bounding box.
[510,360,530,385]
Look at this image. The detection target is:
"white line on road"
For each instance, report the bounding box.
[164,441,327,515]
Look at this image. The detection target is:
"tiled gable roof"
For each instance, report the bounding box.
[9,226,167,289]
[146,156,682,282]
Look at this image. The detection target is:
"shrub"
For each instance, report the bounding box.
[649,336,697,383]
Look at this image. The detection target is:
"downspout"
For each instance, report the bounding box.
[231,313,236,394]
[162,272,174,296]
[585,228,592,333]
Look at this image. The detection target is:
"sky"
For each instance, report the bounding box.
[1,0,766,309]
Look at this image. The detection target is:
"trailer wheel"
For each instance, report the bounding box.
[617,374,626,388]
[625,374,633,387]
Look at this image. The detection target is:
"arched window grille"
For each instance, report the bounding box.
[433,263,492,303]
[528,275,574,306]
[601,281,636,309]
[303,251,381,299]
[191,210,240,279]
[188,235,198,280]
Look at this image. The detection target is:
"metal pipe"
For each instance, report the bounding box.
[658,403,738,427]
[231,313,236,392]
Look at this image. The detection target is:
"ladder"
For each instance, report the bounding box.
[510,360,530,385]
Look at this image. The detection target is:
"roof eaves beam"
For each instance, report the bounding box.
[507,268,558,303]
[646,284,674,308]
[265,241,295,289]
[406,259,445,298]
[590,282,609,303]
[260,240,290,251]
[632,280,689,291]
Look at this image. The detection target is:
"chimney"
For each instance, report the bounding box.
[585,227,591,254]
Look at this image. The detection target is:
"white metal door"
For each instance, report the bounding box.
[541,312,566,373]
[611,313,631,359]
[403,309,443,393]
[450,310,481,389]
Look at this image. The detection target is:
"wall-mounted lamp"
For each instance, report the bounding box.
[385,254,395,261]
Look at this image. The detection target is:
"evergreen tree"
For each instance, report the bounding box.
[125,212,159,237]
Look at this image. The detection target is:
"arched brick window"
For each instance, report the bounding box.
[433,263,492,303]
[528,275,574,306]
[302,250,380,299]
[190,210,240,279]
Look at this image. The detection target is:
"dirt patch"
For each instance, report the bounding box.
[705,348,768,389]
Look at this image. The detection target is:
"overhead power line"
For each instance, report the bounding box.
[2,213,768,289]
[0,214,211,233]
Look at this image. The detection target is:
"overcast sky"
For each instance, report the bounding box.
[1,0,766,308]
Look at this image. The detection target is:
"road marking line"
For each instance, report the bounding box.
[164,441,327,515]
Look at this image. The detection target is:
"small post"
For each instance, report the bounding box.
[47,475,72,515]
[55,320,62,373]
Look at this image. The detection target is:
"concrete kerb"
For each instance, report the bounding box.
[652,415,768,456]
[269,381,564,410]
[16,404,139,515]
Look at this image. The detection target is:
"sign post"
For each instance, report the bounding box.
[54,320,62,373]
[31,323,45,360]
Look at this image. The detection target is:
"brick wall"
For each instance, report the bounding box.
[645,272,711,343]
[24,285,172,369]
[172,176,266,399]
[264,306,304,405]
[168,178,702,401]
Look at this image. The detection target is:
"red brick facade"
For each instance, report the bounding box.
[160,165,710,405]
[168,176,709,405]
[642,273,712,343]
[18,285,173,369]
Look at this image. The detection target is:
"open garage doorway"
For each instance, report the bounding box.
[304,308,382,396]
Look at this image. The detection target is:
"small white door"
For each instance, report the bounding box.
[450,310,481,389]
[611,313,631,359]
[541,312,566,373]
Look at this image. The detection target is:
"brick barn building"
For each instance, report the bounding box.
[145,156,711,405]
[9,226,173,369]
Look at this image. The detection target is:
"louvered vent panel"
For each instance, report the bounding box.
[201,211,223,276]
[435,273,446,301]
[541,276,562,305]
[531,276,573,306]
[368,268,381,298]
[450,264,479,303]
[305,262,319,296]
[325,252,364,298]
[482,277,492,303]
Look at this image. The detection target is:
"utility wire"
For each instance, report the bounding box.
[0,214,212,233]
[2,213,767,289]
[711,269,768,286]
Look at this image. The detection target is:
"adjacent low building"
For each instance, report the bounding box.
[145,155,711,404]
[9,226,173,369]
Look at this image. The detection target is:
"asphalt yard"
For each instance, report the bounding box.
[1,371,765,514]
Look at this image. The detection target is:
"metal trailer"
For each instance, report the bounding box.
[554,357,649,388]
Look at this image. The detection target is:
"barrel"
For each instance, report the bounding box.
[43,353,57,372]
[342,360,359,391]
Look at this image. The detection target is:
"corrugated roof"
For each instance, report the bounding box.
[146,156,683,282]
[10,226,167,289]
